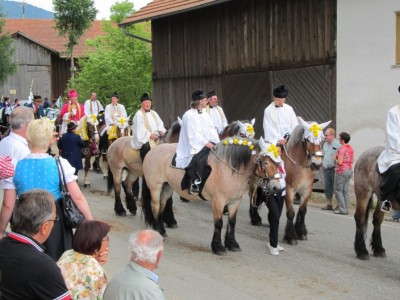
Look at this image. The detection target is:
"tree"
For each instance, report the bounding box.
[53,0,97,80]
[0,7,16,85]
[70,1,152,113]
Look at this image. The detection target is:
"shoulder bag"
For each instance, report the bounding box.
[55,158,84,228]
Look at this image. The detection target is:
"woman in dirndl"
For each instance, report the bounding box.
[14,118,93,260]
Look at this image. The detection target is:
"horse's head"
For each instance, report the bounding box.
[298,117,331,170]
[220,119,256,139]
[116,116,130,137]
[238,118,255,138]
[255,138,282,194]
[97,111,105,125]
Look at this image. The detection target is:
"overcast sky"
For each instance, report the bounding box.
[19,0,152,19]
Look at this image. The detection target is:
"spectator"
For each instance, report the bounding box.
[58,121,84,176]
[13,118,93,260]
[58,220,111,299]
[321,128,341,210]
[0,106,34,239]
[13,98,21,108]
[333,132,354,215]
[0,155,14,179]
[26,95,46,119]
[43,97,51,109]
[0,189,70,299]
[104,229,165,300]
[385,209,400,222]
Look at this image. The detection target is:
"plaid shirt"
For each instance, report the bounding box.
[0,155,14,179]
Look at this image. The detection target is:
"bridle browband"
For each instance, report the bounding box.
[283,137,323,168]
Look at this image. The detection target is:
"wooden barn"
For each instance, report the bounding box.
[0,19,108,101]
[121,0,336,135]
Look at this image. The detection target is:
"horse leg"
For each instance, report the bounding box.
[283,190,298,245]
[83,155,91,188]
[211,199,226,255]
[371,205,386,258]
[151,184,172,237]
[122,172,137,216]
[108,167,126,216]
[354,193,372,260]
[164,196,178,228]
[225,200,241,252]
[294,189,311,240]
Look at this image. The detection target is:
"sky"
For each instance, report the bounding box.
[19,0,152,19]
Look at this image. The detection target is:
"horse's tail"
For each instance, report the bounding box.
[141,177,155,227]
[107,167,114,196]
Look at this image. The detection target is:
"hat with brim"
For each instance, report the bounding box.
[67,121,78,132]
[33,95,42,101]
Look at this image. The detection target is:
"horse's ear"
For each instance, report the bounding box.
[297,116,308,129]
[250,118,255,126]
[319,120,332,130]
[177,116,183,126]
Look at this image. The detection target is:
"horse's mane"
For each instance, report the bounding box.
[213,136,259,170]
[287,124,304,149]
[220,120,250,139]
[164,120,181,143]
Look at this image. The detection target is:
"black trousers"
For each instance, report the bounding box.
[266,190,285,248]
[379,162,400,202]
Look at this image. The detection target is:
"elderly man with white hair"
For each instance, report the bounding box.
[104,229,165,300]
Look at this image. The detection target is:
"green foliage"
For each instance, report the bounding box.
[0,7,17,85]
[70,2,152,114]
[53,0,97,56]
[110,1,134,24]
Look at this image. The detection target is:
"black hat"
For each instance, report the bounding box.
[273,85,288,98]
[33,95,42,101]
[207,91,216,99]
[111,92,119,98]
[192,89,206,101]
[67,121,78,132]
[140,93,151,102]
[398,85,400,93]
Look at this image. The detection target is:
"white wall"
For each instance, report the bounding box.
[337,0,400,160]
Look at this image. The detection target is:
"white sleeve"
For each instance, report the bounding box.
[84,100,91,116]
[263,107,280,142]
[59,157,78,183]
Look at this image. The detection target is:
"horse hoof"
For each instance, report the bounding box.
[103,176,108,180]
[251,220,262,226]
[213,250,227,256]
[166,223,178,229]
[373,251,386,258]
[285,239,298,246]
[228,247,241,252]
[161,232,168,238]
[357,253,370,260]
[116,211,127,217]
[129,210,137,216]
[83,184,90,188]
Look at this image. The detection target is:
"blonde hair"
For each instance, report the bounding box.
[26,118,54,150]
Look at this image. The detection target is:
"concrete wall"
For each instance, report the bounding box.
[337,0,400,160]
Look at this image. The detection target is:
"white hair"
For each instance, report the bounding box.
[128,230,163,264]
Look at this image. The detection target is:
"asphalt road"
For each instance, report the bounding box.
[76,170,400,300]
[3,169,400,299]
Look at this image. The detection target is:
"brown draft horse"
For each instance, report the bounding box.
[106,120,181,216]
[250,117,331,245]
[141,137,281,255]
[75,114,104,187]
[353,146,400,260]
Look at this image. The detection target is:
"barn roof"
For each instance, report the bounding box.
[3,19,109,58]
[120,0,232,26]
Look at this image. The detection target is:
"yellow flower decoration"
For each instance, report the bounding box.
[118,117,127,127]
[246,125,255,137]
[267,143,279,159]
[250,145,255,150]
[243,140,248,146]
[223,140,228,145]
[90,114,97,123]
[308,123,322,138]
[233,138,239,144]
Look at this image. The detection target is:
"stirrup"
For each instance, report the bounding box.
[381,200,392,213]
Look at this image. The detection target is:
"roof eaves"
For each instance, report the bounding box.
[11,31,59,54]
[120,0,232,26]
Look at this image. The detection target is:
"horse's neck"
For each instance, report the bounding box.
[285,143,308,165]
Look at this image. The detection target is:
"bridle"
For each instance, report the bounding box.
[283,137,323,169]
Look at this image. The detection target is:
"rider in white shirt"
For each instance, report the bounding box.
[84,92,104,117]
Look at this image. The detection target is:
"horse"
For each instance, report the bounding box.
[353,146,400,260]
[106,120,182,216]
[249,117,330,245]
[141,137,281,255]
[75,114,103,187]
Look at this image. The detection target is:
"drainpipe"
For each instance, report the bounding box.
[120,25,152,44]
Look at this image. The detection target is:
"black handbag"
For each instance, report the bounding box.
[55,158,84,228]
